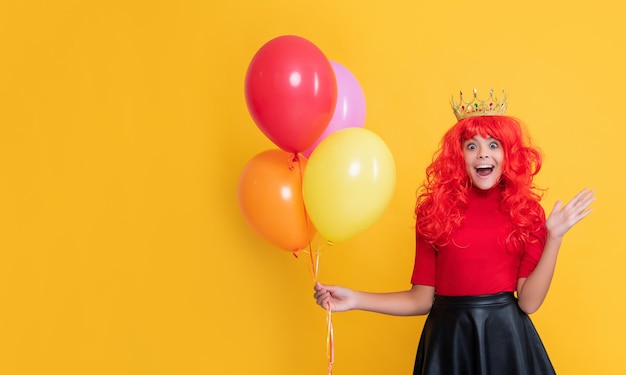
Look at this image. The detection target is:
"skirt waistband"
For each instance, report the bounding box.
[433,292,516,306]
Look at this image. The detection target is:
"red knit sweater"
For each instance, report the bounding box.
[411,186,547,296]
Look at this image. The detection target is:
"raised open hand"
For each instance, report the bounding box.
[546,188,595,240]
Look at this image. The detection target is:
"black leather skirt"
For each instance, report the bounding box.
[413,292,556,375]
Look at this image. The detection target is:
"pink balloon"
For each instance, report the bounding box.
[301,61,366,158]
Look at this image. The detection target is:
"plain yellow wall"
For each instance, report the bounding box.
[1,1,624,374]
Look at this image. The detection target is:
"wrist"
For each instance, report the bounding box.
[546,230,564,244]
[351,290,364,311]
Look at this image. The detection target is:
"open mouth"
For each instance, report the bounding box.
[475,165,494,176]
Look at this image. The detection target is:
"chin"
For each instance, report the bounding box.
[472,178,499,190]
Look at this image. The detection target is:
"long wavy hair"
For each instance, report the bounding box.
[415,115,544,252]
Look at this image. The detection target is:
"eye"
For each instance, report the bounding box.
[466,143,477,150]
[489,141,500,149]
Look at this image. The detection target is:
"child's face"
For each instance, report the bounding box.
[462,135,504,190]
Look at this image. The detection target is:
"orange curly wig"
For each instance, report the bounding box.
[415,116,545,252]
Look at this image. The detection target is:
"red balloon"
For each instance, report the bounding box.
[238,149,316,252]
[245,35,337,153]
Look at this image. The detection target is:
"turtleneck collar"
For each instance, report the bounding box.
[469,183,504,199]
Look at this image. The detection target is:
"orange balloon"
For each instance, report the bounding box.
[238,149,316,252]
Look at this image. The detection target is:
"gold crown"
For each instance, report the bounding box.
[451,88,507,120]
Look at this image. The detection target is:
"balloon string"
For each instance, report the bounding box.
[327,301,334,375]
[312,241,335,375]
[321,245,334,375]
[293,153,334,375]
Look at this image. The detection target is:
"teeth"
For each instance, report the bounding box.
[476,165,493,169]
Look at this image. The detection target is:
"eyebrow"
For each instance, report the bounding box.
[465,136,496,142]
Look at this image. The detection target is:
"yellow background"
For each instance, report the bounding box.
[1,1,623,374]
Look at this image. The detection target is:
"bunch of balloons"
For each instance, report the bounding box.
[238,35,396,253]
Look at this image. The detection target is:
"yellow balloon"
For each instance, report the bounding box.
[303,128,396,242]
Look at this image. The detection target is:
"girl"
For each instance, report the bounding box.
[313,91,595,375]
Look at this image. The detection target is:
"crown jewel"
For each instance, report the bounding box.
[451,88,507,120]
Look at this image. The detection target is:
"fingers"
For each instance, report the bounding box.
[313,282,328,296]
[571,188,589,200]
[546,188,595,238]
[313,282,331,308]
[313,288,325,301]
[553,189,595,230]
[557,189,595,214]
[573,188,595,203]
[314,282,322,292]
[314,291,332,309]
[572,188,595,206]
[569,188,595,216]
